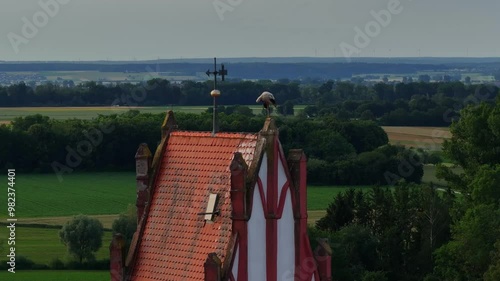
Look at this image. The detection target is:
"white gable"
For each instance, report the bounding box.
[277,188,295,280]
[248,183,267,281]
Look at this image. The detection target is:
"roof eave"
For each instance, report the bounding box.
[125,110,177,274]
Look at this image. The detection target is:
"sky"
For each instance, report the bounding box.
[0,0,499,61]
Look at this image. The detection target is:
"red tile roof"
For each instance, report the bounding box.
[130,131,258,281]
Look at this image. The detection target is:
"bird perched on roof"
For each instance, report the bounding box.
[256,91,276,116]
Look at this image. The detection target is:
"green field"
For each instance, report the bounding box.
[18,70,200,83]
[0,170,444,220]
[0,171,366,266]
[422,164,463,186]
[0,172,136,219]
[307,185,372,210]
[0,105,307,122]
[0,171,361,217]
[0,106,206,121]
[0,167,449,279]
[0,270,109,281]
[0,226,112,264]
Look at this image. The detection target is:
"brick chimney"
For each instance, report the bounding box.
[287,149,307,221]
[230,152,248,220]
[135,143,152,224]
[204,253,222,281]
[288,149,310,276]
[110,233,125,281]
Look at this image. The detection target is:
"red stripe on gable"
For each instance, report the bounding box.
[257,177,268,215]
[277,141,294,181]
[276,181,290,218]
[266,219,278,281]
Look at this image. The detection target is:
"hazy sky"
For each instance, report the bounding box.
[1,0,499,61]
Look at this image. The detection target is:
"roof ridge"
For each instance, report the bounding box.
[171,131,258,138]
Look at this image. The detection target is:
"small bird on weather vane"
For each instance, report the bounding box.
[256,91,277,116]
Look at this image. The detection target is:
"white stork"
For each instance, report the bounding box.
[256,91,276,116]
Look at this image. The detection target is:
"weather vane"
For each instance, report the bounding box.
[206,57,227,90]
[206,57,228,136]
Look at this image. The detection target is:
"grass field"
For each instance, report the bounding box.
[0,172,355,267]
[0,172,136,219]
[382,126,451,150]
[307,185,372,210]
[0,166,451,270]
[0,106,201,121]
[422,164,463,186]
[0,226,112,264]
[22,70,200,83]
[0,105,307,122]
[0,270,109,281]
[307,186,372,226]
[0,184,368,264]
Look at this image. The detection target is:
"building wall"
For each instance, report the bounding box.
[247,160,268,281]
[244,152,297,281]
[277,189,295,280]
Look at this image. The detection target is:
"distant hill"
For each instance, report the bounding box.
[0,57,498,80]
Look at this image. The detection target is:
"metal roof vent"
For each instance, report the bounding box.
[198,193,219,222]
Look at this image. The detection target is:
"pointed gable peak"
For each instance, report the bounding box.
[230,152,248,173]
[260,117,277,135]
[135,143,152,159]
[161,110,178,138]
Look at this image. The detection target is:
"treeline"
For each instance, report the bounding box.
[0,111,422,185]
[311,97,500,281]
[311,184,453,281]
[302,81,500,126]
[0,61,448,80]
[0,79,300,107]
[2,79,499,126]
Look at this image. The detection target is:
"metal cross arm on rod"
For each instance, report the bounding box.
[205,57,228,89]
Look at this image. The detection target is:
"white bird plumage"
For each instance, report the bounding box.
[256,91,277,116]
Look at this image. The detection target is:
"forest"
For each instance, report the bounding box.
[2,78,500,280]
[1,79,498,127]
[0,110,421,186]
[309,98,500,281]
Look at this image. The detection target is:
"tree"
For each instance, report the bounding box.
[434,204,500,280]
[305,130,356,163]
[484,241,500,281]
[277,100,295,115]
[112,205,137,257]
[362,271,388,281]
[438,101,500,194]
[316,189,357,232]
[419,75,431,83]
[360,110,375,121]
[434,97,500,280]
[59,215,104,263]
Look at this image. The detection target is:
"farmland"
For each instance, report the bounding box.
[0,105,307,123]
[0,166,450,278]
[0,270,110,281]
[0,171,370,266]
[0,171,359,221]
[0,226,113,264]
[0,172,136,219]
[382,126,451,150]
